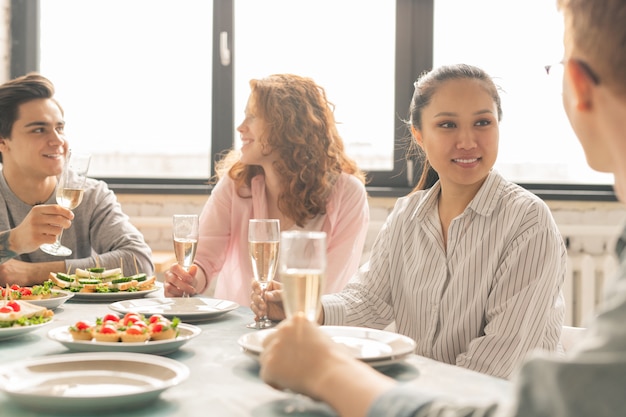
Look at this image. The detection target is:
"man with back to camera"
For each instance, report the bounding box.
[257,1,626,416]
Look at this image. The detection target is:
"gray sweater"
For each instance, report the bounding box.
[0,171,154,276]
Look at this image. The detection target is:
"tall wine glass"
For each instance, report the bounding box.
[247,219,280,329]
[40,151,91,256]
[279,230,326,322]
[173,214,199,297]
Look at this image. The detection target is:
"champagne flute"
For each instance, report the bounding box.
[279,231,326,322]
[40,151,91,256]
[172,214,199,297]
[247,219,280,329]
[277,231,327,412]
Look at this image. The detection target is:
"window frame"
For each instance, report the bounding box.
[10,0,616,201]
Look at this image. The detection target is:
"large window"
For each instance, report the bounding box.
[38,0,214,180]
[433,0,612,185]
[12,0,614,197]
[34,0,406,187]
[234,0,396,173]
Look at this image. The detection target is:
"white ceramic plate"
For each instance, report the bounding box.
[238,326,416,368]
[109,297,239,322]
[47,323,201,355]
[0,352,189,413]
[68,282,161,302]
[25,290,74,310]
[0,320,53,341]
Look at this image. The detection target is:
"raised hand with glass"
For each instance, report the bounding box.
[247,219,280,329]
[40,151,91,256]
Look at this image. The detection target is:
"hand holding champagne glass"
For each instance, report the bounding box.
[279,231,326,322]
[247,219,280,329]
[172,214,199,273]
[40,151,91,256]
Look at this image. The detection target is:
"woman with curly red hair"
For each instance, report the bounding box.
[164,74,369,306]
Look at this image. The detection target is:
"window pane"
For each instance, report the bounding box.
[234,0,396,171]
[433,0,612,185]
[39,0,213,179]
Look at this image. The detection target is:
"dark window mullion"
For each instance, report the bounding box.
[10,0,39,78]
[366,0,434,188]
[211,0,235,179]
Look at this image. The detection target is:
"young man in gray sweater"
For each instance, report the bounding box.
[0,73,153,286]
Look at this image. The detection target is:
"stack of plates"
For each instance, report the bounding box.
[109,297,239,322]
[238,325,416,368]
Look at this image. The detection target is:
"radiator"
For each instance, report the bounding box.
[563,253,618,326]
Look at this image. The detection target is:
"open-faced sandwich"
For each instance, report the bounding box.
[0,299,54,328]
[49,267,156,293]
[0,281,54,300]
[68,312,180,343]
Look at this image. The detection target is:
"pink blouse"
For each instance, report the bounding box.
[194,172,369,306]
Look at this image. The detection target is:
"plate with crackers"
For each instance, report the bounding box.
[47,311,200,355]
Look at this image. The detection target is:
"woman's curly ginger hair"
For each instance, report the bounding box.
[215,74,366,227]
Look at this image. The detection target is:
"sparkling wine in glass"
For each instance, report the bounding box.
[247,219,280,329]
[40,151,91,256]
[172,214,199,271]
[279,231,326,322]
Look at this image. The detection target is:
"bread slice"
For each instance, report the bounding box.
[138,276,157,290]
[49,272,75,289]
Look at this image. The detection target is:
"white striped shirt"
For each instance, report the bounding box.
[322,170,566,378]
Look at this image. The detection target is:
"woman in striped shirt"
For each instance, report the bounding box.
[254,63,566,379]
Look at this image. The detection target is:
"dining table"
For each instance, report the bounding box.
[0,289,514,417]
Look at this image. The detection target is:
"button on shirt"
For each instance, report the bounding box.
[323,170,566,378]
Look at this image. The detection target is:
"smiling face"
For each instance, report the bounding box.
[414,78,499,194]
[0,98,67,182]
[236,94,276,170]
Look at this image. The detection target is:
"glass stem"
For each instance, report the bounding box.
[260,284,269,323]
[52,229,64,249]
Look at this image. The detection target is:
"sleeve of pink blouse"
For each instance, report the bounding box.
[322,174,369,294]
[194,176,239,291]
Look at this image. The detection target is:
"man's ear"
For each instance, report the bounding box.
[565,59,595,111]
[411,125,424,148]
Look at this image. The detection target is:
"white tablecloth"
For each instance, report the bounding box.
[0,293,512,416]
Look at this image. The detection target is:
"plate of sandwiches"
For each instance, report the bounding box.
[47,311,201,355]
[49,267,160,302]
[1,282,74,310]
[0,300,55,341]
